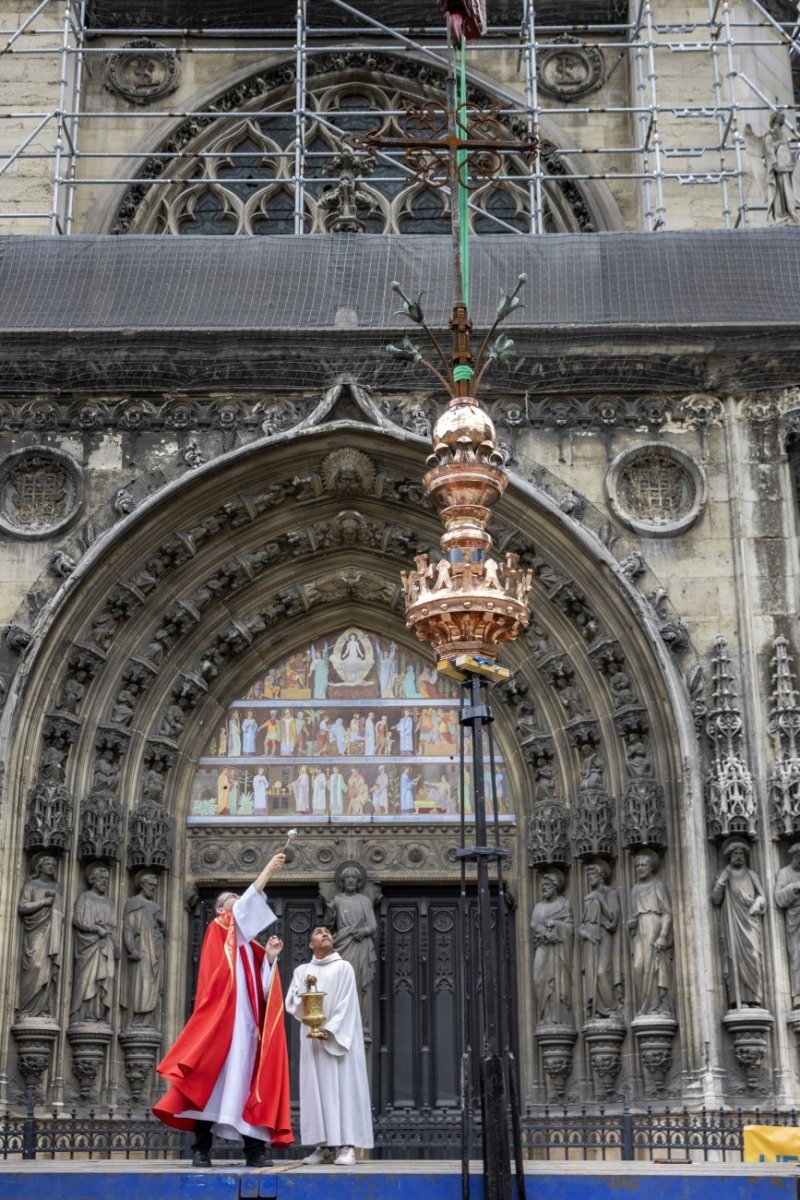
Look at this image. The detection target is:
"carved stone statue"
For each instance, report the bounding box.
[17,853,64,1019]
[628,849,674,1016]
[70,863,119,1023]
[531,870,574,1026]
[764,112,798,226]
[121,872,165,1028]
[711,838,766,1009]
[578,859,624,1019]
[322,861,379,1043]
[774,842,800,1010]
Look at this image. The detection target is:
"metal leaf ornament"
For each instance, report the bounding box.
[495,273,527,322]
[391,280,426,324]
[386,335,424,363]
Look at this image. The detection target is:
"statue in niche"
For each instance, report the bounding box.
[628,849,674,1016]
[531,870,574,1026]
[322,862,379,1043]
[17,853,64,1019]
[121,872,165,1028]
[774,842,800,1010]
[70,862,119,1024]
[711,838,766,1009]
[578,859,624,1019]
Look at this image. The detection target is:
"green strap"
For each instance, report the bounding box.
[453,364,474,383]
[457,36,470,308]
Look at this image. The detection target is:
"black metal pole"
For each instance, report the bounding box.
[460,672,512,1200]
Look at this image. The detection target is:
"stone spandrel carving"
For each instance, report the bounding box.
[705,636,758,841]
[628,849,674,1017]
[606,444,706,538]
[70,863,120,1024]
[17,854,64,1019]
[774,842,800,1011]
[767,636,800,839]
[321,861,380,1045]
[531,870,575,1027]
[578,859,624,1020]
[104,38,179,106]
[0,447,83,540]
[537,34,605,103]
[711,838,767,1009]
[121,873,164,1028]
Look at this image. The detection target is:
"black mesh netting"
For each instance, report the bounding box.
[85,2,629,32]
[1,230,800,394]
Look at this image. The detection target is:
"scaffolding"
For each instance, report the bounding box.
[1,0,799,236]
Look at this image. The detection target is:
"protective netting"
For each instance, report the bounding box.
[1,230,799,395]
[84,1,629,32]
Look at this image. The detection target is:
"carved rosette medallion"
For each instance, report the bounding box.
[605,443,707,537]
[537,35,605,103]
[104,39,179,106]
[0,447,83,539]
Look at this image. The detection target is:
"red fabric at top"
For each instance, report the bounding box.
[152,912,292,1145]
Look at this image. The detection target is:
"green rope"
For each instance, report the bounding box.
[457,36,470,308]
[452,364,474,383]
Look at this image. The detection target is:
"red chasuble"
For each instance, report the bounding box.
[152,911,293,1145]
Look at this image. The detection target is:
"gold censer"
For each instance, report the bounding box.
[299,975,328,1039]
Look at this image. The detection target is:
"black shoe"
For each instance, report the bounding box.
[245,1149,273,1168]
[192,1150,212,1168]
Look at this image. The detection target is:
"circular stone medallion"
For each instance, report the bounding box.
[537,35,605,103]
[105,39,179,106]
[605,443,707,537]
[0,447,83,539]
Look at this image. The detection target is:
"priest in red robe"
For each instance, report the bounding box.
[153,852,292,1167]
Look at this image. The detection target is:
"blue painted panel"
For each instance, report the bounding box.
[0,1167,795,1200]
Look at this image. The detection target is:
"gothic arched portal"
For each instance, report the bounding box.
[0,421,715,1117]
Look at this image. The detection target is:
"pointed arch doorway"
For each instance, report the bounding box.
[183,623,520,1155]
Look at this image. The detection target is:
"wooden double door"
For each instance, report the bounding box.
[188,886,516,1135]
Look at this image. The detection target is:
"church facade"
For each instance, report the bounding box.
[1,0,800,1135]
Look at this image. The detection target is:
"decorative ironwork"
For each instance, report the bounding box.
[704,635,757,841]
[2,1101,796,1163]
[768,636,800,839]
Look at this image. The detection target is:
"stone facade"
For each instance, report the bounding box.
[0,0,799,1119]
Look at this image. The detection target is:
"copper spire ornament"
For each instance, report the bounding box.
[393,280,533,668]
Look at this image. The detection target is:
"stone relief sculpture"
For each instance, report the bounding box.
[578,859,624,1019]
[628,849,673,1016]
[17,853,64,1019]
[70,863,119,1023]
[121,872,165,1027]
[711,839,766,1009]
[774,843,800,1010]
[531,870,574,1026]
[763,112,798,226]
[322,861,379,1043]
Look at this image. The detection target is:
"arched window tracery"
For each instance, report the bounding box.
[113,59,602,235]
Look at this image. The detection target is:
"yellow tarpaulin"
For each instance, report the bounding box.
[743,1125,800,1163]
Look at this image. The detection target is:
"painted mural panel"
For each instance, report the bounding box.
[188,627,511,824]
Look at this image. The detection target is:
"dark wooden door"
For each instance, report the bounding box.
[188,885,516,1152]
